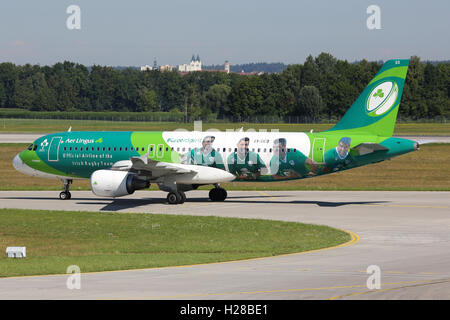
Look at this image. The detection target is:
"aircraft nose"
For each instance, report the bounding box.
[12,153,25,173]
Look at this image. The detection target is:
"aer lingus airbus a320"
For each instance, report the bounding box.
[13,59,418,204]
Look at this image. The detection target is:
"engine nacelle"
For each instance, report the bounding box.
[90,170,150,197]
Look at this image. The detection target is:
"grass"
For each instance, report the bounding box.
[0,209,350,277]
[1,143,449,191]
[0,118,449,135]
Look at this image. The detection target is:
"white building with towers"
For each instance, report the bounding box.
[178,54,202,72]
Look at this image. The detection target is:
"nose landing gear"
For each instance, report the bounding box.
[59,179,72,200]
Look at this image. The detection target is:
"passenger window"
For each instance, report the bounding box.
[69,147,72,151]
[125,147,127,151]
[64,147,67,151]
[119,147,122,151]
[141,147,144,151]
[223,148,226,152]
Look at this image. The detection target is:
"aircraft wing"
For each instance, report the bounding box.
[111,153,235,184]
[130,153,194,174]
[350,143,389,156]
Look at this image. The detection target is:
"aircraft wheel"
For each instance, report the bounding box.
[167,192,181,205]
[209,188,227,202]
[179,191,186,204]
[219,188,227,201]
[59,191,71,200]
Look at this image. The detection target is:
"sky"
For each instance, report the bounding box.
[0,0,449,66]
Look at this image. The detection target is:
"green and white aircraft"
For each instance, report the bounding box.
[13,59,418,204]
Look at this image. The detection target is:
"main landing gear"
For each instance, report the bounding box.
[59,179,72,200]
[167,191,186,205]
[165,185,228,204]
[209,186,227,202]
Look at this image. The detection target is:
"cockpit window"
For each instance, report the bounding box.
[33,145,37,151]
[27,144,33,151]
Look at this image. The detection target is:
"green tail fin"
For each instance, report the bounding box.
[326,59,409,137]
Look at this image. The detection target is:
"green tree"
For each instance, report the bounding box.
[205,84,231,115]
[13,77,34,109]
[401,56,425,119]
[185,84,202,120]
[280,64,302,116]
[136,88,158,112]
[301,55,320,88]
[0,63,18,107]
[0,83,6,107]
[298,86,323,122]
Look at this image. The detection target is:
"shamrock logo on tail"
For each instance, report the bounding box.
[373,89,384,98]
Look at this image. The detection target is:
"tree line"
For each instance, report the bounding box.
[0,53,448,122]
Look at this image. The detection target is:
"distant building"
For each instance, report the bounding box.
[178,54,202,72]
[160,65,173,72]
[224,60,230,74]
[140,65,153,71]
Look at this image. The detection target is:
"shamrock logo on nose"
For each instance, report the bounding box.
[373,89,384,98]
[40,139,49,147]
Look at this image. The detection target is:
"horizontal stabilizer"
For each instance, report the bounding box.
[350,143,389,156]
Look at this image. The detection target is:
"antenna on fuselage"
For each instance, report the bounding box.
[68,126,72,132]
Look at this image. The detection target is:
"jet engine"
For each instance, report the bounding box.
[90,170,149,197]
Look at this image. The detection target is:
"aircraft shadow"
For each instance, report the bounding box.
[85,197,387,211]
[2,195,388,211]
